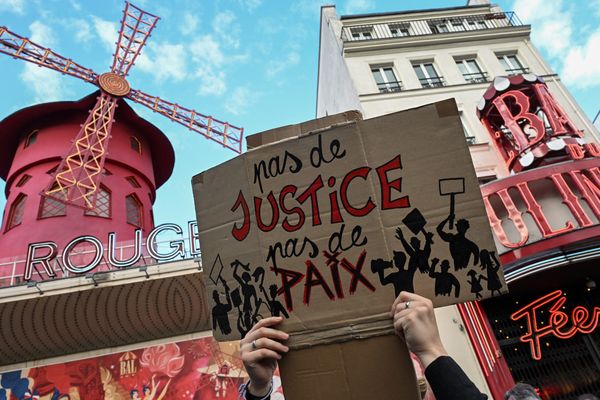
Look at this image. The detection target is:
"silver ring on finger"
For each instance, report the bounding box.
[405,301,411,310]
[252,339,258,350]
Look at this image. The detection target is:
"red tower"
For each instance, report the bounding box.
[0,92,174,263]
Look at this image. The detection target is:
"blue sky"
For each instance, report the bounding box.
[0,0,599,235]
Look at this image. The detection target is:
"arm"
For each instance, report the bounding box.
[436,218,453,242]
[452,276,461,298]
[428,258,439,278]
[240,317,289,400]
[395,227,414,256]
[471,243,480,266]
[390,292,487,400]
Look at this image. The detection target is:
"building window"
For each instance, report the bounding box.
[455,58,487,83]
[84,186,111,218]
[450,19,466,31]
[371,66,402,93]
[126,176,141,188]
[478,175,497,185]
[412,62,444,88]
[467,20,487,30]
[350,27,373,40]
[6,194,26,231]
[39,185,67,219]
[24,130,38,148]
[429,21,449,33]
[126,194,143,228]
[497,54,528,75]
[389,23,410,37]
[130,136,142,154]
[15,174,32,188]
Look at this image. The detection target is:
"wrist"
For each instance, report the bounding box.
[416,344,447,369]
[248,380,272,398]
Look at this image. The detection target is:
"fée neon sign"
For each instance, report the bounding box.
[510,290,600,360]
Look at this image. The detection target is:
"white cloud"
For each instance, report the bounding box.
[225,87,256,115]
[343,0,375,14]
[562,29,600,88]
[71,19,93,43]
[512,0,572,58]
[0,0,24,14]
[266,51,300,79]
[20,22,68,102]
[29,20,56,47]
[291,0,329,18]
[136,42,188,81]
[237,0,262,11]
[180,14,198,36]
[91,16,118,51]
[195,65,227,96]
[190,35,225,65]
[213,11,240,49]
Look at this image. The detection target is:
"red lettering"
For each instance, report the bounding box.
[518,180,575,237]
[303,260,335,305]
[549,173,593,228]
[279,185,305,232]
[376,155,410,210]
[493,90,545,150]
[511,290,600,360]
[339,249,374,294]
[254,192,279,232]
[339,167,376,217]
[570,168,600,218]
[483,190,529,249]
[297,176,324,226]
[566,144,585,160]
[585,143,600,157]
[271,266,304,312]
[231,191,251,241]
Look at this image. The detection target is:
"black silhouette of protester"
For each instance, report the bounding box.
[395,226,434,273]
[212,277,233,335]
[437,215,479,270]
[232,260,261,336]
[480,250,503,296]
[429,258,460,298]
[267,284,289,318]
[371,250,416,297]
[466,270,486,299]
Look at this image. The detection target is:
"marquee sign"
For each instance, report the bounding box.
[23,221,201,281]
[510,290,600,360]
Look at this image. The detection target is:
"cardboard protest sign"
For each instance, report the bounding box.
[192,99,507,346]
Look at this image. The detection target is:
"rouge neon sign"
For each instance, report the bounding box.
[510,290,600,360]
[23,222,200,281]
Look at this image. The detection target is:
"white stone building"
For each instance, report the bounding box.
[317,2,600,398]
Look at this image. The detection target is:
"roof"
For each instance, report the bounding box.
[340,4,488,20]
[0,91,175,189]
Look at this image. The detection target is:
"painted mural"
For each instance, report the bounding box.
[0,337,284,400]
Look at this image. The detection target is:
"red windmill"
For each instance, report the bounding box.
[0,2,243,210]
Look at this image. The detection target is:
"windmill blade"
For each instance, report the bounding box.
[44,93,118,209]
[0,26,98,84]
[111,2,159,77]
[128,89,244,154]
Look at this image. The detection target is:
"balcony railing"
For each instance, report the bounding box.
[462,72,489,84]
[342,11,523,42]
[377,80,402,93]
[505,67,529,75]
[419,76,445,88]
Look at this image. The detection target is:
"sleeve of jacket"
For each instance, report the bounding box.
[425,356,488,400]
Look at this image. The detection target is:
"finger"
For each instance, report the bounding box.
[242,348,282,364]
[391,297,428,317]
[244,327,289,344]
[399,292,433,308]
[243,317,284,342]
[243,337,289,354]
[393,319,405,339]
